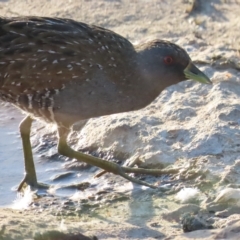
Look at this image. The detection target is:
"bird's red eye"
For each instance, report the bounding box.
[164,56,173,64]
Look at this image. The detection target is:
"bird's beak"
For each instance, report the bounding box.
[184,61,212,84]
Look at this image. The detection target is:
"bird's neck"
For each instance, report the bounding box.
[128,66,168,111]
[123,72,164,111]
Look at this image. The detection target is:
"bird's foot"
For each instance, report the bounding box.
[57,138,180,189]
[95,164,181,189]
[17,175,49,193]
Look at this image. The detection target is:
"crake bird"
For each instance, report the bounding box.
[0,16,212,190]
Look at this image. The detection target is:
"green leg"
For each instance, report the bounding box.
[17,116,47,191]
[57,127,180,189]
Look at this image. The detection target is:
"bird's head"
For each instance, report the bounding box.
[136,40,211,89]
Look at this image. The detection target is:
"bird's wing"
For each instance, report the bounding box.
[0,17,135,97]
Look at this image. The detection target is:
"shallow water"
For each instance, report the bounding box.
[0,103,25,206]
[0,103,92,207]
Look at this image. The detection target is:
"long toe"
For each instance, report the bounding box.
[17,176,49,192]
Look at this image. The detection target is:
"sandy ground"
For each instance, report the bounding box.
[1,0,240,239]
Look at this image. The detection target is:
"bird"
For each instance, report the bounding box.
[0,16,211,191]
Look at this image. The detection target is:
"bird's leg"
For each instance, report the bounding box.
[17,116,47,191]
[57,127,180,189]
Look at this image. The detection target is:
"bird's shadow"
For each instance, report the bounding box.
[88,184,166,239]
[125,186,166,239]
